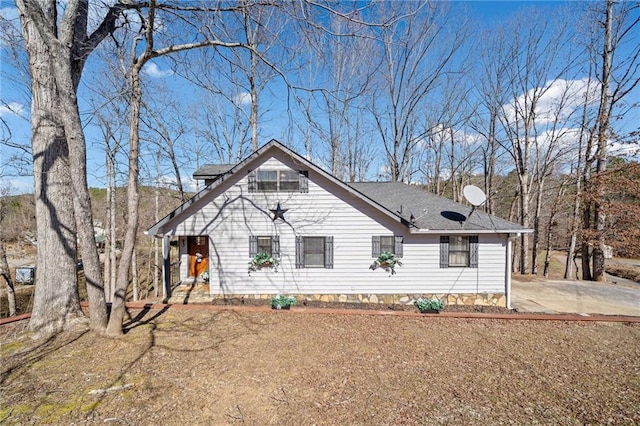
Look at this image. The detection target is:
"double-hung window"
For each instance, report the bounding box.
[371,235,404,257]
[295,236,334,269]
[249,235,280,258]
[439,236,478,268]
[249,169,309,193]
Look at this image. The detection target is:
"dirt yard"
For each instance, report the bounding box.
[1,308,639,425]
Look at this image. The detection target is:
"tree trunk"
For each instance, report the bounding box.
[564,182,581,280]
[581,200,593,280]
[0,243,16,317]
[543,182,566,278]
[51,52,108,331]
[18,0,84,335]
[519,175,530,274]
[531,180,545,275]
[108,155,117,302]
[132,249,139,302]
[592,0,614,283]
[154,174,160,298]
[106,65,143,336]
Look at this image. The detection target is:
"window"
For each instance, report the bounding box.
[449,236,469,266]
[439,236,478,268]
[371,235,403,257]
[249,235,280,258]
[256,170,278,191]
[257,236,273,256]
[279,170,299,191]
[248,169,308,193]
[295,236,334,268]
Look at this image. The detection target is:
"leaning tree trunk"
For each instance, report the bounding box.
[18,1,84,335]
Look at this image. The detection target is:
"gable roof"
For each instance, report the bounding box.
[349,182,527,233]
[193,163,235,181]
[146,139,530,236]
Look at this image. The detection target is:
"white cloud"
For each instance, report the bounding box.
[234,92,252,106]
[142,62,174,78]
[610,140,640,157]
[504,78,600,126]
[0,102,25,118]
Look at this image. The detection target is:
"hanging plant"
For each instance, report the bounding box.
[370,251,402,275]
[248,252,278,274]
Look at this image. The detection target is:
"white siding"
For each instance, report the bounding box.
[161,155,508,296]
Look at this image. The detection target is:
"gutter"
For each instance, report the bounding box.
[409,228,532,235]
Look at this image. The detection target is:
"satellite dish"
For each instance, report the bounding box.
[463,185,487,207]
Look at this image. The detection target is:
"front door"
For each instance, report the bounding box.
[188,236,209,278]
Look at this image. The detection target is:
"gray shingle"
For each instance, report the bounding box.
[348,182,526,232]
[193,164,234,180]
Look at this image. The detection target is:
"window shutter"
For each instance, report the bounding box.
[248,170,256,193]
[469,235,479,268]
[325,236,334,269]
[299,170,309,193]
[372,236,381,257]
[272,235,280,258]
[394,236,404,258]
[439,236,449,268]
[249,235,257,257]
[295,236,304,268]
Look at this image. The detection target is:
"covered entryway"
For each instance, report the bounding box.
[188,236,209,279]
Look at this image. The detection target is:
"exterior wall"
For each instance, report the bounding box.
[160,152,508,299]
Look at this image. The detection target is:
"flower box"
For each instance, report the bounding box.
[248,252,278,274]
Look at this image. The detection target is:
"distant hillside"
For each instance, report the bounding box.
[0,186,188,244]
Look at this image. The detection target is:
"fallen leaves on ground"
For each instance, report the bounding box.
[1,309,639,425]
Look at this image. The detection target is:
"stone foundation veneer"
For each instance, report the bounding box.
[168,285,506,308]
[233,293,506,307]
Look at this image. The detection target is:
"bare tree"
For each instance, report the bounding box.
[494,9,575,274]
[589,0,640,281]
[16,0,118,334]
[369,2,466,182]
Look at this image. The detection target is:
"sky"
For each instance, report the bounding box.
[1,1,638,195]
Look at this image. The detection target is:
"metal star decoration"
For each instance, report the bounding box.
[270,202,289,221]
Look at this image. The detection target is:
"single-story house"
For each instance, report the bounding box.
[146,140,531,308]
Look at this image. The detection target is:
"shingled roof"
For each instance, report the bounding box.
[148,140,529,236]
[348,181,527,233]
[193,164,235,181]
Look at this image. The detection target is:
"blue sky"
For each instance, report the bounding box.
[1,1,638,195]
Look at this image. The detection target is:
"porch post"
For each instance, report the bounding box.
[162,235,171,299]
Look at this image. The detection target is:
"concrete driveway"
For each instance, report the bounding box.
[511,277,640,316]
